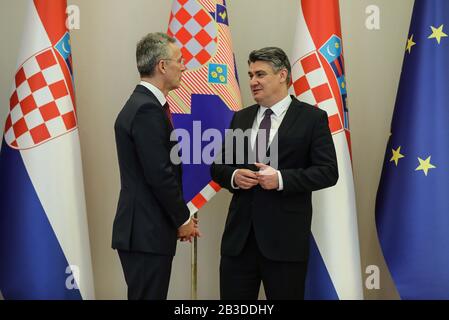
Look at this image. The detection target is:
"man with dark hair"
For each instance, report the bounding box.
[211,47,338,300]
[112,32,200,300]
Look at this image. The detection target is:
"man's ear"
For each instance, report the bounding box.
[157,60,167,75]
[279,68,288,84]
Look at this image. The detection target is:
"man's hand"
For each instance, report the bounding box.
[234,169,259,189]
[177,217,201,242]
[255,163,279,190]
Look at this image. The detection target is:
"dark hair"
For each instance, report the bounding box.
[248,47,291,85]
[136,32,176,77]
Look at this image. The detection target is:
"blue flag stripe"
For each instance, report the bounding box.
[0,141,81,300]
[305,235,339,300]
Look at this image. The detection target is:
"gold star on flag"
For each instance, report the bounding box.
[390,147,405,166]
[406,35,416,54]
[415,156,436,176]
[428,24,448,44]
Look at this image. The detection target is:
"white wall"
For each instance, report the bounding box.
[0,0,414,299]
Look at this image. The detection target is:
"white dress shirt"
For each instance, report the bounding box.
[231,95,292,191]
[139,80,166,106]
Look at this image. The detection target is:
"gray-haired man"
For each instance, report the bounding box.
[112,32,200,300]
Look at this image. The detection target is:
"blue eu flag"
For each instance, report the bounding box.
[376,0,449,299]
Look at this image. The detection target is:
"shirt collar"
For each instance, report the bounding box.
[139,80,166,106]
[259,95,292,117]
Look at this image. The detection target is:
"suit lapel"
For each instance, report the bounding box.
[274,96,303,143]
[263,97,302,167]
[135,84,175,131]
[135,85,182,176]
[239,105,259,131]
[235,105,258,170]
[236,100,304,167]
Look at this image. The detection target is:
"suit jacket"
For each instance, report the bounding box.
[112,85,189,256]
[211,96,338,262]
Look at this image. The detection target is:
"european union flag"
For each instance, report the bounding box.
[376,0,449,299]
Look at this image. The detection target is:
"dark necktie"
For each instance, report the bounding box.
[163,102,174,129]
[256,108,273,162]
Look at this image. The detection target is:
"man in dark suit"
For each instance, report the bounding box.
[211,47,338,300]
[112,33,200,300]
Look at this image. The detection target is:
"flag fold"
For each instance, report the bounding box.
[376,0,449,300]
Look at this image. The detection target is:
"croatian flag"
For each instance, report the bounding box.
[0,0,94,299]
[290,0,363,299]
[167,0,242,213]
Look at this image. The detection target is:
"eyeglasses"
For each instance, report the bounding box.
[160,57,185,65]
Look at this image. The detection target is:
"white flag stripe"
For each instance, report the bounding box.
[291,5,316,59]
[16,4,51,71]
[312,133,363,299]
[22,131,95,299]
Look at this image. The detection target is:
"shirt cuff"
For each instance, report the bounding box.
[182,217,191,226]
[277,170,284,191]
[231,169,240,189]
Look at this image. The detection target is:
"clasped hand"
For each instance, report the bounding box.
[234,163,279,190]
[177,217,201,242]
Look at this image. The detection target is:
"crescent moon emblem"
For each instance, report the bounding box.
[326,45,336,57]
[62,42,71,54]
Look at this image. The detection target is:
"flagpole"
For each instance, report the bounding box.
[167,0,242,300]
[191,212,198,300]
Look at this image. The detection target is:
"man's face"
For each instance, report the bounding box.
[248,60,288,107]
[164,42,186,90]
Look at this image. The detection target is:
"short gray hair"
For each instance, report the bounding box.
[248,47,291,86]
[136,32,176,77]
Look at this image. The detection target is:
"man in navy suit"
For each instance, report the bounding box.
[211,47,338,300]
[112,33,200,300]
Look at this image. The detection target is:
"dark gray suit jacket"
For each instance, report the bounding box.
[112,85,189,256]
[211,96,338,262]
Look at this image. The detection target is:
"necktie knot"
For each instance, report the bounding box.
[264,109,274,117]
